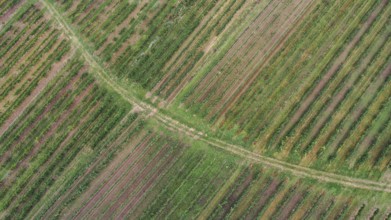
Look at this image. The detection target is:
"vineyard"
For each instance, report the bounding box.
[0,0,390,219]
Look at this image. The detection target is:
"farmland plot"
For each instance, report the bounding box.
[0,54,140,219]
[1,0,390,219]
[0,4,142,218]
[170,0,391,179]
[0,3,71,135]
[198,165,391,220]
[50,0,223,90]
[43,0,390,182]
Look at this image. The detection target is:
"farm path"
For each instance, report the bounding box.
[40,0,391,193]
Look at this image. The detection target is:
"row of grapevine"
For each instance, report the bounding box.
[180,0,314,121]
[167,0,391,179]
[0,3,73,138]
[196,165,391,220]
[0,0,21,22]
[0,34,139,219]
[52,0,222,90]
[150,0,246,101]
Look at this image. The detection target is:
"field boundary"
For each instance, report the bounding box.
[39,0,391,193]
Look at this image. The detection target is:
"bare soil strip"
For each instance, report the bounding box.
[2,82,93,188]
[92,144,169,219]
[0,48,74,138]
[96,0,148,55]
[277,190,305,219]
[150,0,228,95]
[275,0,387,144]
[39,115,142,220]
[70,135,153,220]
[27,103,100,220]
[210,0,314,120]
[0,0,26,24]
[39,0,391,193]
[115,147,179,219]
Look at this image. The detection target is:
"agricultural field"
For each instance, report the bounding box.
[0,0,390,219]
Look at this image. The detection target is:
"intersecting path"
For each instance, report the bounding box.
[40,0,391,193]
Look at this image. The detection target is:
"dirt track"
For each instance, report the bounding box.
[40,0,391,194]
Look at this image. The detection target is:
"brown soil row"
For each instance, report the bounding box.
[109,1,162,64]
[26,101,99,220]
[327,64,391,159]
[292,191,324,219]
[0,55,79,167]
[2,82,93,189]
[275,0,386,147]
[188,0,283,105]
[366,208,379,219]
[348,204,365,220]
[313,198,334,219]
[72,135,154,219]
[0,14,45,69]
[329,201,351,219]
[244,179,281,220]
[96,0,148,56]
[277,190,305,219]
[41,116,143,220]
[207,0,314,120]
[91,145,172,219]
[114,146,180,219]
[219,171,254,219]
[0,0,26,24]
[150,0,228,96]
[164,0,255,104]
[0,46,73,139]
